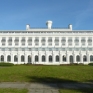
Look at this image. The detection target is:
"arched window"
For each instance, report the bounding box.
[76,55,80,62]
[1,55,4,62]
[21,55,25,62]
[28,55,31,63]
[7,55,11,62]
[42,55,45,62]
[63,55,66,62]
[83,55,87,62]
[56,55,59,62]
[35,55,38,62]
[14,55,18,62]
[90,55,93,62]
[49,55,52,62]
[69,55,73,63]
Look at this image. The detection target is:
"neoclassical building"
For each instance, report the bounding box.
[0,20,93,65]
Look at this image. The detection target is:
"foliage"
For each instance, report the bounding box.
[0,62,14,66]
[88,63,93,66]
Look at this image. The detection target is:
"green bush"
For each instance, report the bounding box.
[0,62,14,66]
[88,63,93,66]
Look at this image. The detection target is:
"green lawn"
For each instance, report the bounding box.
[59,88,93,93]
[0,65,93,83]
[0,88,28,93]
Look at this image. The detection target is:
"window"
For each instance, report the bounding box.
[1,37,6,42]
[1,55,4,62]
[81,37,86,46]
[56,55,59,62]
[83,55,87,62]
[1,37,6,46]
[14,55,18,62]
[28,55,31,63]
[55,37,59,46]
[48,37,52,46]
[35,55,38,62]
[21,55,25,62]
[88,37,92,46]
[15,37,19,45]
[28,37,32,46]
[42,55,45,62]
[68,37,72,42]
[7,55,11,62]
[35,37,39,46]
[76,55,80,62]
[81,48,86,51]
[88,48,92,51]
[61,37,66,46]
[35,37,39,42]
[21,37,25,46]
[69,55,73,63]
[49,55,52,62]
[63,55,66,62]
[90,55,93,62]
[8,37,12,46]
[41,37,45,42]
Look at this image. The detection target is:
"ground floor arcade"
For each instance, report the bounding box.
[0,51,93,65]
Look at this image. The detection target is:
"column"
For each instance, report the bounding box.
[59,51,62,64]
[25,53,28,64]
[25,37,28,47]
[39,37,41,47]
[6,37,8,47]
[32,52,34,64]
[59,37,61,47]
[4,53,7,62]
[11,53,14,63]
[45,51,48,63]
[39,51,41,64]
[0,37,2,47]
[87,52,90,63]
[46,37,48,47]
[12,37,15,47]
[32,37,35,47]
[80,52,83,63]
[19,37,22,47]
[52,37,55,47]
[79,37,81,47]
[86,37,88,47]
[73,53,76,63]
[72,37,75,46]
[18,53,21,64]
[66,37,68,47]
[66,53,69,64]
[53,52,55,63]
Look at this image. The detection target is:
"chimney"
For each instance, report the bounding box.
[26,24,30,30]
[46,20,52,29]
[68,24,72,30]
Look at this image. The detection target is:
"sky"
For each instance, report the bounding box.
[0,0,93,30]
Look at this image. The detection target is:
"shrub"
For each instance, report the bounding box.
[70,63,78,65]
[88,63,93,66]
[0,62,14,66]
[78,63,84,65]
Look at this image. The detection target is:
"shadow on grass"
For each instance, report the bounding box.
[26,76,93,93]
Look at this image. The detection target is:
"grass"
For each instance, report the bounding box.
[59,88,93,93]
[0,88,28,93]
[0,65,93,83]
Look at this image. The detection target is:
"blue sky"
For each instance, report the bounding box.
[0,0,93,30]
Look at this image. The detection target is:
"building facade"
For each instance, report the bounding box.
[0,21,93,65]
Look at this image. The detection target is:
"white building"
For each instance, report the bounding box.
[0,20,93,65]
